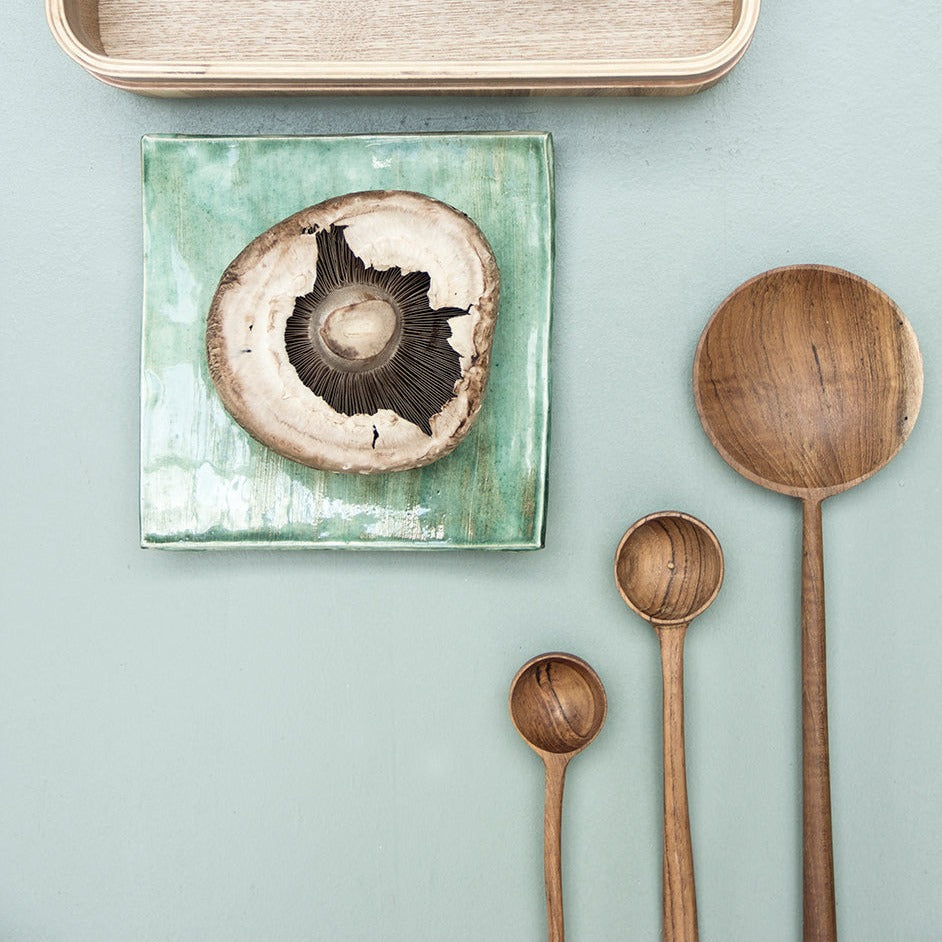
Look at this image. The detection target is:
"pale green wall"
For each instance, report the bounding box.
[2,2,940,939]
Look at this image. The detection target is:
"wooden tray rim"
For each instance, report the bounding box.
[46,0,760,94]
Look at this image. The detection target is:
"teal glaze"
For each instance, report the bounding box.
[140,133,554,549]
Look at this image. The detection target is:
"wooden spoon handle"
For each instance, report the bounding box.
[657,626,698,942]
[543,755,569,942]
[801,497,837,941]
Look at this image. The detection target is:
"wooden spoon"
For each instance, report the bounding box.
[614,512,724,942]
[509,653,607,942]
[693,264,923,941]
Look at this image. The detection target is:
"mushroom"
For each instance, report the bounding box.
[206,190,500,473]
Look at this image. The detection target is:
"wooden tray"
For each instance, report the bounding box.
[46,0,759,96]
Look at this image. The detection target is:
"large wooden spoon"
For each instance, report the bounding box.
[510,653,607,942]
[615,512,724,942]
[693,264,923,940]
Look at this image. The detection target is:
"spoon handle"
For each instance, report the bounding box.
[543,754,569,942]
[657,626,698,942]
[801,497,837,941]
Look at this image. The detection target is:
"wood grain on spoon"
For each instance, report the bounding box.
[615,512,724,942]
[510,654,607,942]
[693,265,922,500]
[693,264,923,941]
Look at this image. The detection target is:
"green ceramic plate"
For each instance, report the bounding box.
[140,133,554,549]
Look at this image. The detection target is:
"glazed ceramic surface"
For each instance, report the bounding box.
[140,133,554,549]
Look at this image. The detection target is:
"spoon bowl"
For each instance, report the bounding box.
[510,653,608,757]
[693,264,923,500]
[693,264,923,941]
[510,653,607,942]
[615,512,724,626]
[614,511,723,942]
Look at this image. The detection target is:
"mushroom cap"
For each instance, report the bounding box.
[206,190,500,473]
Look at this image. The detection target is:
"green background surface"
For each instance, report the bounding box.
[141,133,553,549]
[2,3,940,940]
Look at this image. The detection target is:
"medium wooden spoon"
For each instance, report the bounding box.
[693,264,923,941]
[615,512,724,942]
[510,653,607,942]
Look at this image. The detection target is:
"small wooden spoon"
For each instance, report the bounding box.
[510,653,607,942]
[615,512,723,942]
[693,265,923,941]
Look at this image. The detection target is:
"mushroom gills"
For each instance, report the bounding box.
[285,225,468,436]
[206,189,500,474]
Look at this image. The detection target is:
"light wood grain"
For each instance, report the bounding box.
[96,0,734,62]
[47,0,759,95]
[693,265,924,942]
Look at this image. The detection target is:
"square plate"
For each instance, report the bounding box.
[140,133,554,549]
